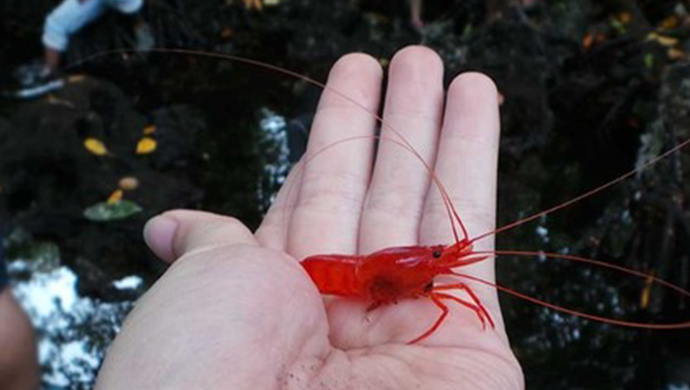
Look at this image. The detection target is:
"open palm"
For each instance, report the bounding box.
[96,46,523,390]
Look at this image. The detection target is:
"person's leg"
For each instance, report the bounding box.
[408,0,424,29]
[42,0,109,71]
[107,0,154,50]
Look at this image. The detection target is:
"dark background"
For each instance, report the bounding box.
[1,0,689,388]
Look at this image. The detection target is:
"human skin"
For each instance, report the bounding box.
[44,47,61,73]
[408,0,423,29]
[0,290,40,390]
[95,46,523,390]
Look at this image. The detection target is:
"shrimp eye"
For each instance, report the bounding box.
[432,250,442,258]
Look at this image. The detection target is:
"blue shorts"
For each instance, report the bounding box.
[43,0,143,51]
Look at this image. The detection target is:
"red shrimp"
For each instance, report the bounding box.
[302,241,494,344]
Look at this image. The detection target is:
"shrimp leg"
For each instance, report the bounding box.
[409,289,485,344]
[433,283,496,329]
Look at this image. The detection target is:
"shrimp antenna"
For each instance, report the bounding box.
[469,137,690,245]
[453,250,690,329]
[67,48,470,243]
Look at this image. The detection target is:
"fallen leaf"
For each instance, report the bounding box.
[136,137,157,154]
[668,48,685,60]
[84,138,108,156]
[582,33,594,50]
[640,271,655,310]
[647,32,679,47]
[84,199,143,222]
[644,53,655,69]
[143,125,157,135]
[617,12,632,24]
[119,177,140,191]
[610,18,626,34]
[107,189,124,204]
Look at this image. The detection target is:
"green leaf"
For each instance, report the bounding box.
[83,200,143,222]
[644,53,655,69]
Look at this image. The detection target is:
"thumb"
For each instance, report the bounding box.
[143,210,257,263]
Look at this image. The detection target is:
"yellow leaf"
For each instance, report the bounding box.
[107,189,124,204]
[84,138,108,156]
[647,32,678,47]
[143,125,157,135]
[136,137,157,154]
[640,270,655,310]
[657,35,679,47]
[118,176,140,191]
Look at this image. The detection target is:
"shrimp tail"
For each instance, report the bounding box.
[301,254,362,297]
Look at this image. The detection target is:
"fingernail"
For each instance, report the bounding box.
[143,215,179,262]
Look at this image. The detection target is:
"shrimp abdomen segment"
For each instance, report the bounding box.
[301,254,363,297]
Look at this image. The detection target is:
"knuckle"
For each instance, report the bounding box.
[296,184,366,215]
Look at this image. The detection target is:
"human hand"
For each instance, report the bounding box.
[95,46,523,390]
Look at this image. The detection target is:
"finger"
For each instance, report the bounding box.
[255,159,304,250]
[359,46,445,254]
[422,72,500,257]
[419,72,502,336]
[287,53,383,259]
[144,209,257,263]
